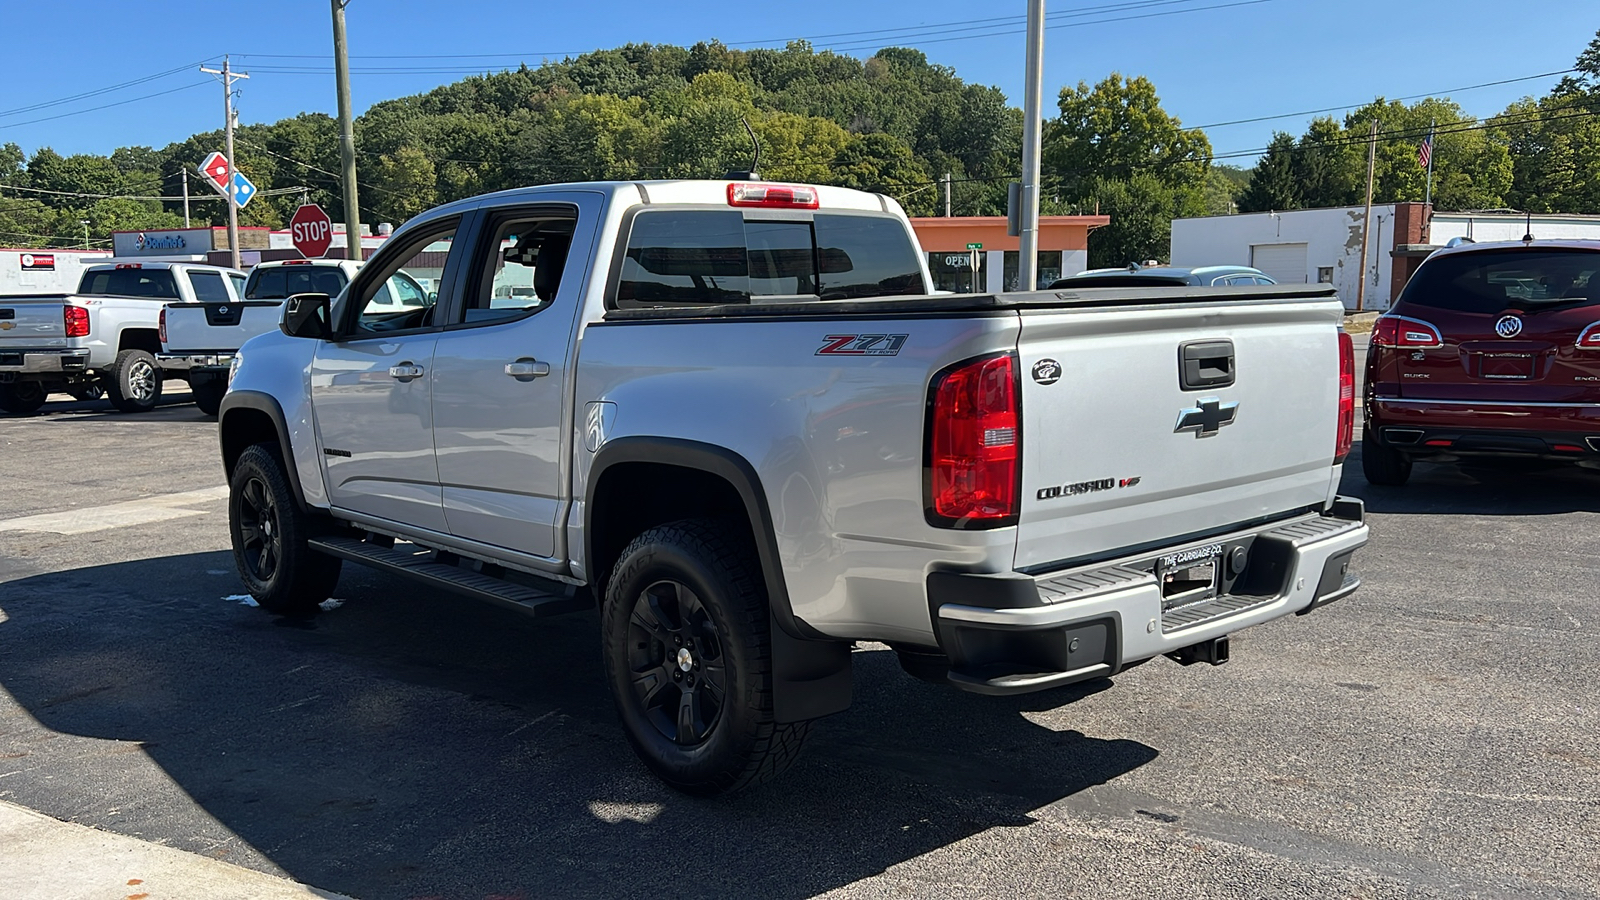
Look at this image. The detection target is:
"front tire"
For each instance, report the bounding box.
[0,381,47,416]
[105,349,162,413]
[1361,435,1413,486]
[602,519,811,795]
[229,444,342,615]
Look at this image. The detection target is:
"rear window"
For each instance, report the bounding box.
[78,268,179,299]
[1401,249,1600,313]
[244,265,349,300]
[613,210,926,309]
[188,271,231,302]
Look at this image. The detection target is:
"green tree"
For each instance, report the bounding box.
[1082,173,1205,269]
[829,132,933,215]
[1238,133,1299,212]
[1045,73,1212,198]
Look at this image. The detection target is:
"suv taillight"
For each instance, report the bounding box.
[1577,322,1600,350]
[1371,314,1443,348]
[1335,330,1354,464]
[64,305,90,338]
[927,354,1020,527]
[158,307,167,344]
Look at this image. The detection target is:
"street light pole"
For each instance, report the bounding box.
[1017,0,1046,292]
[332,0,363,261]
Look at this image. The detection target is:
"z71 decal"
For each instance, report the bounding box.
[816,334,909,357]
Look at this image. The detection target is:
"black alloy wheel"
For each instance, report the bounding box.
[627,579,729,746]
[236,474,283,585]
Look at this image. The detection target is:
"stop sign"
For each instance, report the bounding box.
[289,204,334,258]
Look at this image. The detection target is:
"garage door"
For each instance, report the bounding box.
[1250,243,1309,285]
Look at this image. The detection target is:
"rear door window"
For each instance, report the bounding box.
[1401,249,1600,313]
[188,270,231,302]
[244,266,349,300]
[612,209,927,309]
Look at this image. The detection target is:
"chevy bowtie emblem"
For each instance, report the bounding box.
[1175,398,1238,437]
[0,321,13,330]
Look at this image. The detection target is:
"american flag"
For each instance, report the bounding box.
[1418,135,1432,170]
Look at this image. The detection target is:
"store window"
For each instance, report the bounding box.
[928,251,985,293]
[1002,250,1064,291]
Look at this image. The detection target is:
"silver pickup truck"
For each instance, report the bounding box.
[0,260,246,414]
[220,179,1368,794]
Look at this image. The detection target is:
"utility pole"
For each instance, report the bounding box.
[1017,0,1046,292]
[1356,119,1379,313]
[200,56,248,269]
[332,0,363,261]
[180,169,190,227]
[943,173,952,217]
[1423,119,1435,210]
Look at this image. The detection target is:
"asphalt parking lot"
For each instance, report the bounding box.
[2,361,1598,900]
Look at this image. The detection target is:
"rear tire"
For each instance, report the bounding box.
[105,349,162,413]
[1361,435,1412,486]
[191,373,226,417]
[0,382,47,416]
[229,443,342,616]
[601,519,811,795]
[66,383,104,402]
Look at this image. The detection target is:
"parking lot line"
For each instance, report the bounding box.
[0,486,229,536]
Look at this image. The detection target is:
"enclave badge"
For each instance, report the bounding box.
[1032,358,1061,385]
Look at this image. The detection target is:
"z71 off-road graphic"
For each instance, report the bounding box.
[816,334,909,357]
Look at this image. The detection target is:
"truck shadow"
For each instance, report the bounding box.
[1342,445,1600,516]
[0,552,1157,900]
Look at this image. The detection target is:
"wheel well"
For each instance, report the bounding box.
[589,462,751,599]
[118,328,160,355]
[220,407,281,479]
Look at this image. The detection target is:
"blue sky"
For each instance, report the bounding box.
[1,0,1593,166]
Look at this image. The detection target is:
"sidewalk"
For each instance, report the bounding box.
[0,801,348,900]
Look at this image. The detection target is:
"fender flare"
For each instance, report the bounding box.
[218,390,308,511]
[587,436,851,723]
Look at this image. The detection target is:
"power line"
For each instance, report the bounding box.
[0,183,226,201]
[1189,68,1579,131]
[0,59,215,120]
[0,81,213,130]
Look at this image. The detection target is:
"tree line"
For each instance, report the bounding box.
[1,32,1596,268]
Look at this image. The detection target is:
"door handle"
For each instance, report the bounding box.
[388,362,424,382]
[505,358,551,381]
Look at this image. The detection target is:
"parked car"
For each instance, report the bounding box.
[160,259,432,415]
[220,179,1366,794]
[1363,239,1600,485]
[0,261,246,415]
[1049,265,1277,289]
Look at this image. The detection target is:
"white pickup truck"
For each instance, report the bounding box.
[161,258,433,414]
[0,261,246,415]
[220,179,1368,794]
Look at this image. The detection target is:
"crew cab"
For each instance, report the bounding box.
[1363,239,1600,484]
[219,180,1368,794]
[161,258,432,415]
[0,260,246,415]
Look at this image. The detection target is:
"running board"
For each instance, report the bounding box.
[309,534,590,619]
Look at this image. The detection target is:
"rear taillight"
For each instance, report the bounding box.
[1371,314,1443,348]
[927,354,1020,527]
[158,307,167,344]
[726,182,820,209]
[64,305,90,338]
[1335,330,1355,465]
[1577,322,1600,350]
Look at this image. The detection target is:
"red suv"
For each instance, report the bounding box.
[1363,240,1600,485]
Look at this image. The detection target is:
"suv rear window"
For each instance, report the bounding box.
[78,268,179,299]
[1400,249,1600,313]
[245,265,349,300]
[613,210,925,309]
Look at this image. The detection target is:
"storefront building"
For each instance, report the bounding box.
[909,215,1110,293]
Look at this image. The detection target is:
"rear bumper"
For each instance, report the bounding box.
[0,348,90,376]
[927,500,1368,695]
[1369,397,1600,459]
[157,353,235,372]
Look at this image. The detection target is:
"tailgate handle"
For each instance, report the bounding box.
[1180,340,1235,390]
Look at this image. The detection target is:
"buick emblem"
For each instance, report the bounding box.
[1494,315,1523,338]
[1175,398,1239,437]
[1032,358,1062,385]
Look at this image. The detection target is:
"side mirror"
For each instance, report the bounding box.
[281,292,332,340]
[427,291,438,304]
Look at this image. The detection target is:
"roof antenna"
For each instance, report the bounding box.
[1522,210,1535,243]
[725,116,761,181]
